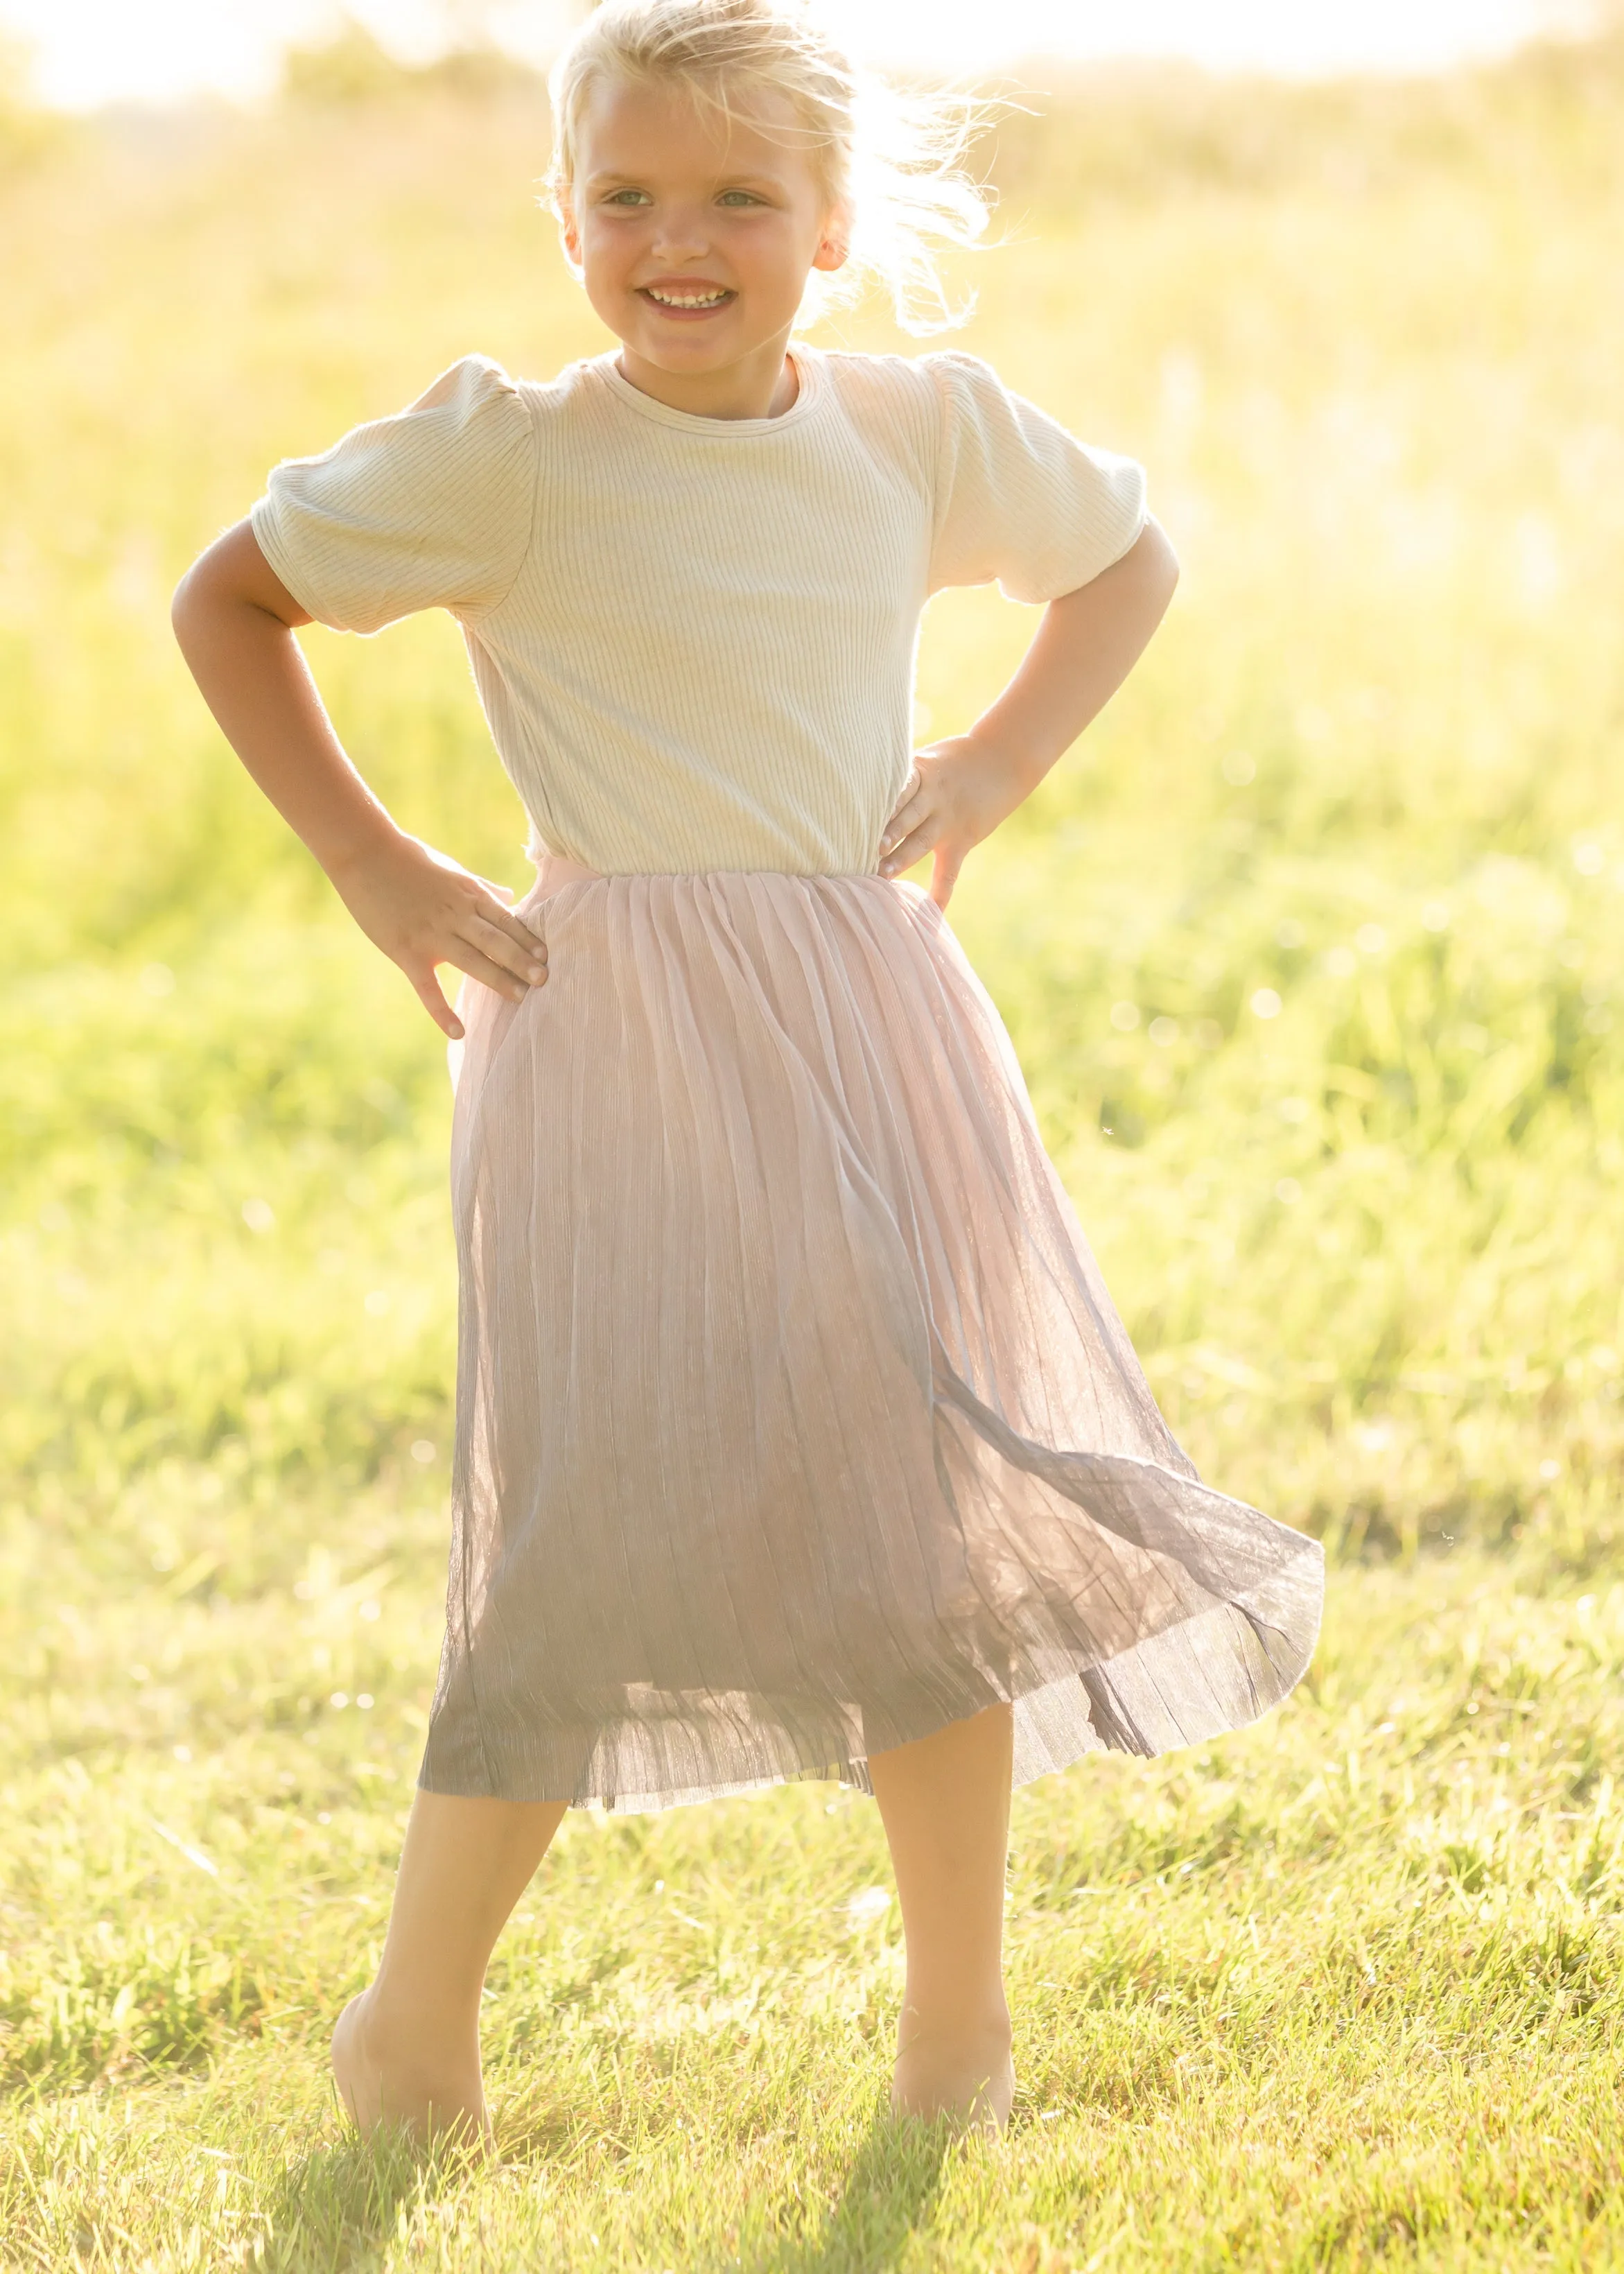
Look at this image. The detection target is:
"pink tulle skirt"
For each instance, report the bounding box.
[424,856,1323,1810]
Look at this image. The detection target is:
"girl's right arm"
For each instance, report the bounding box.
[171,520,546,1041]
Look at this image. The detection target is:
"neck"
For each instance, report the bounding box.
[614,331,801,421]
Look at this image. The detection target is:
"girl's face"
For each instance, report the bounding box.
[559,74,848,408]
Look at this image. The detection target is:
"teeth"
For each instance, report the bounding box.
[648,287,728,307]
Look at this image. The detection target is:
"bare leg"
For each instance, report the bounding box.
[867,1702,1015,2132]
[331,1789,566,2145]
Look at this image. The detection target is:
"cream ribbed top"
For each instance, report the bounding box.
[250,342,1147,876]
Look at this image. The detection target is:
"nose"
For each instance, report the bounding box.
[650,206,713,265]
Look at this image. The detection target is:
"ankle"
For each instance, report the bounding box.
[333,1990,488,2146]
[895,1995,1011,2057]
[891,2009,1015,2132]
[356,1981,480,2067]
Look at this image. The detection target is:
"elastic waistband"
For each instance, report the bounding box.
[531,852,606,891]
[524,851,893,891]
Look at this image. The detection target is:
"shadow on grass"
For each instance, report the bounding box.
[251,2088,956,2273]
[256,2110,487,2272]
[740,2108,959,2274]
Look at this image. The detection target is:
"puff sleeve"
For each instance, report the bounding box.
[248,356,536,634]
[925,351,1148,605]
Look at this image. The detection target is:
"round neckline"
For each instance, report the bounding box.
[593,340,823,435]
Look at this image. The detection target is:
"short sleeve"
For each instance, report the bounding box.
[925,351,1148,605]
[249,356,536,635]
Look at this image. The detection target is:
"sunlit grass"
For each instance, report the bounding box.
[6,1547,1623,2265]
[3,30,1624,2269]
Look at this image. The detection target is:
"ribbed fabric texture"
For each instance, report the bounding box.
[250,342,1149,877]
[428,859,1324,1809]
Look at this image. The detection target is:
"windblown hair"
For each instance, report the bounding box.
[544,0,1001,333]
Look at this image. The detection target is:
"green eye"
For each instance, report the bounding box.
[718,191,761,207]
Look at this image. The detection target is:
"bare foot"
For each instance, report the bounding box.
[892,2021,1015,2135]
[331,1988,489,2149]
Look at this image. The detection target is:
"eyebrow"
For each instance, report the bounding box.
[582,169,787,192]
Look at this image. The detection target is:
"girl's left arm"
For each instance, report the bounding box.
[880,514,1180,909]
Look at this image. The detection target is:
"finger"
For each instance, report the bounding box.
[930,844,965,911]
[445,944,542,1003]
[464,910,548,984]
[880,772,928,841]
[410,969,464,1041]
[880,814,943,878]
[473,875,548,948]
[879,798,925,860]
[473,894,548,960]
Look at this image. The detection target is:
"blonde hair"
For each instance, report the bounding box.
[544,0,999,334]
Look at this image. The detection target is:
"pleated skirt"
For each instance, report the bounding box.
[420,856,1324,1811]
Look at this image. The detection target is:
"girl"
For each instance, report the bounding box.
[172,0,1322,2144]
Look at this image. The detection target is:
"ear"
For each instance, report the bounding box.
[555,189,584,274]
[812,195,853,275]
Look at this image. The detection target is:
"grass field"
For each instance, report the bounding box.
[3,26,1624,2268]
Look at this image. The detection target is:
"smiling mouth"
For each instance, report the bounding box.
[641,285,735,311]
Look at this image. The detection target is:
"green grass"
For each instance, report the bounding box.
[6,1551,1623,2266]
[4,30,1624,2268]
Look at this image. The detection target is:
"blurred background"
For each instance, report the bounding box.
[5,0,1624,2228]
[5,0,1623,1584]
[0,0,1600,103]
